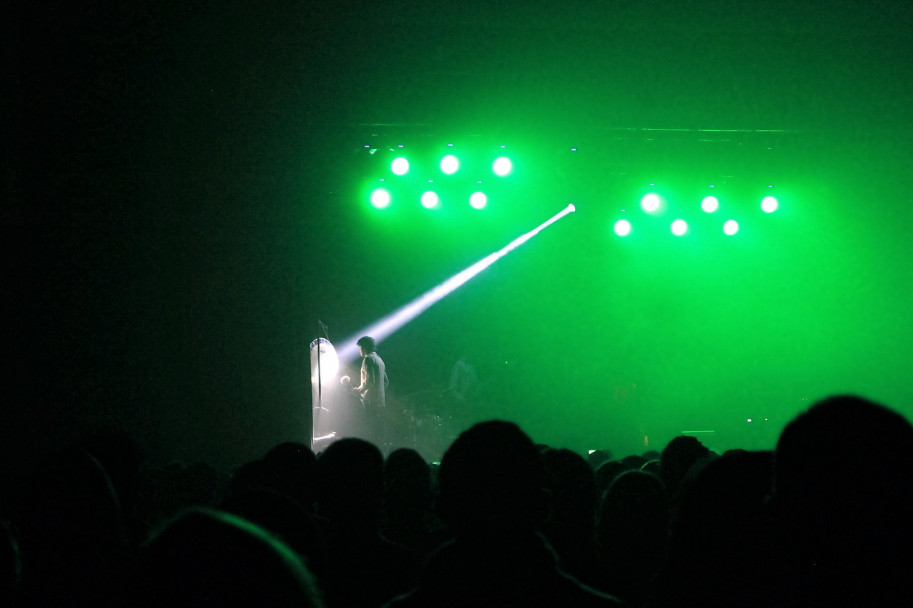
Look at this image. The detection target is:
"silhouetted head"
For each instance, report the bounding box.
[594,460,629,497]
[774,395,913,555]
[597,468,670,607]
[315,438,384,527]
[597,469,670,553]
[21,446,125,553]
[220,488,322,566]
[586,449,613,471]
[660,435,711,500]
[265,441,317,472]
[356,336,377,353]
[382,448,434,543]
[263,441,317,510]
[671,449,773,558]
[773,394,913,605]
[437,420,548,536]
[541,447,597,526]
[620,454,648,470]
[385,448,432,503]
[139,508,322,608]
[641,459,661,476]
[81,431,144,513]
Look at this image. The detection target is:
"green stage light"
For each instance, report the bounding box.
[701,196,719,213]
[469,191,488,209]
[370,188,391,209]
[723,219,739,235]
[421,191,439,209]
[671,219,688,236]
[761,196,779,213]
[492,156,513,177]
[391,157,409,175]
[641,193,661,213]
[440,154,460,175]
[614,219,632,237]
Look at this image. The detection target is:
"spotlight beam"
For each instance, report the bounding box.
[337,204,576,361]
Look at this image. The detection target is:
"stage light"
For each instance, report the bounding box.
[641,193,661,213]
[761,196,779,213]
[421,191,440,209]
[391,157,409,175]
[614,219,632,237]
[336,204,576,361]
[309,337,339,385]
[723,219,739,235]
[701,196,719,213]
[370,188,391,208]
[492,156,513,176]
[671,219,688,236]
[469,192,488,209]
[440,154,459,175]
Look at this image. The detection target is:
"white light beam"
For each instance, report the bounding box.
[336,204,576,360]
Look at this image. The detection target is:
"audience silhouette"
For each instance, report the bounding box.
[596,469,670,607]
[770,394,913,607]
[540,447,608,591]
[650,449,775,608]
[263,441,319,512]
[17,446,130,607]
[2,393,911,607]
[136,507,323,608]
[658,435,712,513]
[0,517,21,606]
[385,420,624,608]
[381,448,440,557]
[314,437,420,608]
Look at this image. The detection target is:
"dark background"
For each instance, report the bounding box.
[5,1,912,477]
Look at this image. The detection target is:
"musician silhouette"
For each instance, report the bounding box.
[342,336,390,448]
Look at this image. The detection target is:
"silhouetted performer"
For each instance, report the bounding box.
[345,336,389,446]
[353,336,388,408]
[447,353,478,405]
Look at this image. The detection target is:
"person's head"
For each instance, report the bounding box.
[263,442,318,511]
[540,447,597,526]
[772,395,913,605]
[356,336,376,357]
[774,395,913,557]
[315,438,385,527]
[383,448,433,520]
[596,469,669,556]
[436,420,549,536]
[660,435,711,500]
[138,508,322,608]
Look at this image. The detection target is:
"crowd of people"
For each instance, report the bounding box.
[1,394,911,607]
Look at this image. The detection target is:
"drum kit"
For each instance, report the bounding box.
[394,388,461,462]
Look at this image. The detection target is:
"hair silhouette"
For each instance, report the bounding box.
[137,507,323,608]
